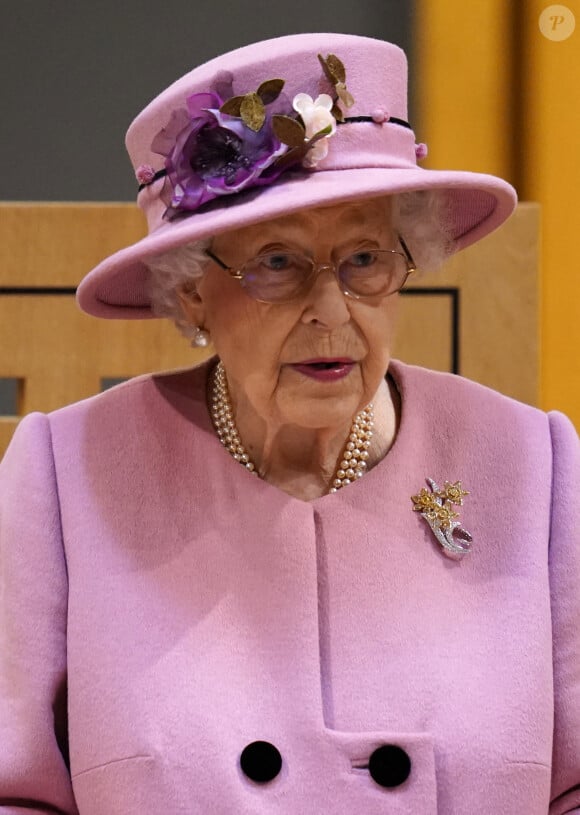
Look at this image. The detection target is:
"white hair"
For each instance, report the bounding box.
[145,189,454,339]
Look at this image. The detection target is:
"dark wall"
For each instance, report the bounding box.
[1,0,414,202]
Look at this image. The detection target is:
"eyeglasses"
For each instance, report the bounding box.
[204,235,416,304]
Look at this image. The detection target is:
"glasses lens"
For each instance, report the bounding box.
[241,253,313,303]
[339,250,409,298]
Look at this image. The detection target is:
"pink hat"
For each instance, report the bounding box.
[76,32,517,319]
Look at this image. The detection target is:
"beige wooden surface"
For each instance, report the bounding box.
[0,201,539,457]
[0,203,148,286]
[395,201,540,405]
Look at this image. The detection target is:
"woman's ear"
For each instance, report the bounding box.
[177,283,205,327]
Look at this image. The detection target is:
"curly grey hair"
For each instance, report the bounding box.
[145,189,454,339]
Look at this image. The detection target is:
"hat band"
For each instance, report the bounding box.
[315,119,418,171]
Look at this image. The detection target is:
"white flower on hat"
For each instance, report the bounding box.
[292,93,337,167]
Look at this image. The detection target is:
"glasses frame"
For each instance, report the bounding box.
[204,234,417,304]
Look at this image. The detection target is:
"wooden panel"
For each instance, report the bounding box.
[0,203,147,286]
[0,418,19,457]
[0,295,209,415]
[394,202,540,405]
[395,292,453,372]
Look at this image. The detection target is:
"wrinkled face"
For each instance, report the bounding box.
[181,196,401,430]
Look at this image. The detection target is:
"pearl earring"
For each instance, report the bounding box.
[189,326,211,348]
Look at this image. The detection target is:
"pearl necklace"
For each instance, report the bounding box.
[209,360,374,493]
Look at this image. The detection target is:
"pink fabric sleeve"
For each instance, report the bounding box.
[0,413,79,814]
[548,411,580,815]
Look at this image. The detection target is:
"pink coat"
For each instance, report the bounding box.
[0,358,579,815]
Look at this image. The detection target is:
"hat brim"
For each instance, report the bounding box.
[76,166,517,319]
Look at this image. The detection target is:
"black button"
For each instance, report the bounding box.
[240,740,282,783]
[368,744,411,788]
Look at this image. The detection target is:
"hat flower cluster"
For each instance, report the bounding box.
[145,53,354,220]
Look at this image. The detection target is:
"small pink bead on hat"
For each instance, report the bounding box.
[415,143,428,161]
[135,164,156,186]
[371,107,390,124]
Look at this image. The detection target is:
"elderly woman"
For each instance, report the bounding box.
[0,32,579,815]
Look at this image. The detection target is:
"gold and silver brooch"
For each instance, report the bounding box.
[411,479,473,559]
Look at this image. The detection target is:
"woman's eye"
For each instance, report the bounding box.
[262,254,293,271]
[348,251,377,268]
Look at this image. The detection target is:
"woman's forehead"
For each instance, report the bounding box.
[217,197,393,245]
[287,197,392,227]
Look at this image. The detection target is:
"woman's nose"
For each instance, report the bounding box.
[301,264,351,329]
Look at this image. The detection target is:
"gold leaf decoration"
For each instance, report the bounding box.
[272,115,306,147]
[219,95,244,116]
[325,53,346,83]
[331,103,344,122]
[318,53,335,84]
[240,93,266,131]
[270,120,333,171]
[336,83,355,108]
[257,78,285,104]
[268,144,309,173]
[318,52,355,110]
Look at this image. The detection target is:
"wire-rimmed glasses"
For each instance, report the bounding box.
[204,235,416,304]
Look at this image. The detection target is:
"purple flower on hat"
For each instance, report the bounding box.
[151,92,288,218]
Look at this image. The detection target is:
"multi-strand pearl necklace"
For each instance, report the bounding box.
[209,360,374,493]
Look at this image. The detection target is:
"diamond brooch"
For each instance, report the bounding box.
[411,479,473,559]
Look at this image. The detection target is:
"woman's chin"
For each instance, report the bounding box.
[276,391,365,431]
[275,364,369,426]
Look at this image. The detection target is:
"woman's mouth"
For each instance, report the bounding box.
[289,358,356,382]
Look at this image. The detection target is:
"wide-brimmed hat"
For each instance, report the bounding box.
[76,32,517,319]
